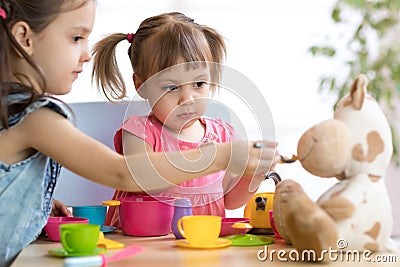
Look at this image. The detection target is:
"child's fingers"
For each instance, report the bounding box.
[63,206,72,217]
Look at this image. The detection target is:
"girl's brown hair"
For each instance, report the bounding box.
[92,12,226,102]
[0,0,91,128]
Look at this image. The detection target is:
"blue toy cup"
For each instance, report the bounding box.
[72,205,107,227]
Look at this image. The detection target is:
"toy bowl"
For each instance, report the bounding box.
[44,216,89,241]
[118,196,175,237]
[219,217,251,237]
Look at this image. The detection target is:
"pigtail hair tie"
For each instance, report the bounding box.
[127,33,135,43]
[0,8,7,20]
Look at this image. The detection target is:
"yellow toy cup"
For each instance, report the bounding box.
[177,215,221,246]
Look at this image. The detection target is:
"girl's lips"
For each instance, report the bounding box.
[177,112,195,120]
[73,70,82,80]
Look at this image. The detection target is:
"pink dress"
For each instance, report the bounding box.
[105,114,235,227]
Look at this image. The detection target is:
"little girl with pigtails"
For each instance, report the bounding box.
[91,12,279,228]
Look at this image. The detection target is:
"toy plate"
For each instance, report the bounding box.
[101,225,117,233]
[175,238,231,249]
[48,247,105,257]
[222,234,274,246]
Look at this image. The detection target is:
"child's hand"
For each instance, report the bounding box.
[50,199,72,217]
[226,140,278,177]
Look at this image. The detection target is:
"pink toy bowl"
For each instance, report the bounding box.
[44,216,89,241]
[219,217,251,237]
[118,196,175,237]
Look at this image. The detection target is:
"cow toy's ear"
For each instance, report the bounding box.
[349,74,367,110]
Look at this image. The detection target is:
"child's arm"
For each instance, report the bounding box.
[223,173,265,210]
[19,108,267,192]
[118,130,158,193]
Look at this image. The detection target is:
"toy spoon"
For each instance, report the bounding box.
[63,245,144,267]
[252,142,297,164]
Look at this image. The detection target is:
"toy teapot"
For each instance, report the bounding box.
[243,172,282,235]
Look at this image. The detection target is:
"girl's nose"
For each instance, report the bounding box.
[179,86,195,105]
[81,45,92,63]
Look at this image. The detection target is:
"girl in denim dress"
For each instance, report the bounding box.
[0,2,275,265]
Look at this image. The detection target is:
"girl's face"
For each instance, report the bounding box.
[141,63,211,134]
[30,1,95,95]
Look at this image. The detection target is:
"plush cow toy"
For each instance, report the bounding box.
[273,74,399,259]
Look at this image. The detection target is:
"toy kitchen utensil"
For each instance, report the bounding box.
[243,172,281,235]
[222,234,274,247]
[103,196,175,237]
[44,216,89,242]
[64,245,144,267]
[231,222,253,231]
[252,142,297,164]
[171,198,192,239]
[97,232,125,249]
[219,218,251,237]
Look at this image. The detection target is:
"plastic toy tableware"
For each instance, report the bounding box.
[97,232,125,249]
[243,172,282,235]
[253,143,297,164]
[177,215,221,246]
[64,245,144,267]
[60,224,100,254]
[72,205,107,228]
[219,218,251,237]
[222,234,274,247]
[268,210,282,238]
[44,217,89,242]
[231,222,253,231]
[103,196,175,237]
[48,247,105,258]
[171,198,192,239]
[100,225,117,233]
[175,238,232,249]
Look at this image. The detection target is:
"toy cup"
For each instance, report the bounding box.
[177,215,221,246]
[268,209,282,238]
[72,205,107,227]
[60,224,100,253]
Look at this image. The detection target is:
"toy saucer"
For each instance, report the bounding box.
[48,247,105,257]
[101,225,117,233]
[222,234,274,246]
[175,238,232,249]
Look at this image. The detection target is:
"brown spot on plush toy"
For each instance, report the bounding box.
[273,74,399,261]
[366,131,384,162]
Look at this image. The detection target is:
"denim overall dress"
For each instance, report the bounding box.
[0,94,70,266]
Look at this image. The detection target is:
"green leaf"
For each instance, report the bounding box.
[308,46,336,57]
[371,18,398,33]
[332,6,342,22]
[343,0,366,9]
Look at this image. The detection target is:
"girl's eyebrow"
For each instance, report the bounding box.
[71,26,92,33]
[193,72,210,80]
[160,72,210,84]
